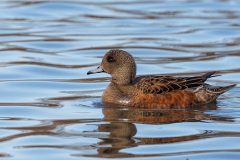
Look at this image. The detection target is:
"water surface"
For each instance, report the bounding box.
[0,0,240,160]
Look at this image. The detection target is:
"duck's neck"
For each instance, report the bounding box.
[112,75,135,85]
[112,64,136,85]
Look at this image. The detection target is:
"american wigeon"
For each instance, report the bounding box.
[87,49,236,108]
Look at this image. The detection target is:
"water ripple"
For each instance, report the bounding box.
[0,0,240,159]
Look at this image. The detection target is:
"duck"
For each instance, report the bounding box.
[87,49,236,108]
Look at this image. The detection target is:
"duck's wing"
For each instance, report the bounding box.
[136,71,216,94]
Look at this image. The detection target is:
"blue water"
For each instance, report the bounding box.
[0,0,240,159]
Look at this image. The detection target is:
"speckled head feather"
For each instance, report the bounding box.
[100,49,137,85]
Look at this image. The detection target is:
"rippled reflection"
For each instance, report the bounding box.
[78,103,238,158]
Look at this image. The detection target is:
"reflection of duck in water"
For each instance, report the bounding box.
[83,103,232,158]
[102,102,226,124]
[87,49,236,108]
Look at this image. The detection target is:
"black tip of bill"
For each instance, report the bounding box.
[87,71,93,75]
[87,66,104,75]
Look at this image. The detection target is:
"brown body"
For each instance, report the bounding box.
[88,49,236,108]
[132,89,197,108]
[103,84,197,108]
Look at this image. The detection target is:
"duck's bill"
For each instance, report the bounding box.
[87,66,104,75]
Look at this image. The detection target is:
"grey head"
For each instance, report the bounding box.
[87,49,137,85]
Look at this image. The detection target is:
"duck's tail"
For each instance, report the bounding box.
[194,84,236,104]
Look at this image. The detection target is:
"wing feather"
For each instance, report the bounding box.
[136,72,215,94]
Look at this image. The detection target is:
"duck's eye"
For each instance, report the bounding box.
[107,56,115,63]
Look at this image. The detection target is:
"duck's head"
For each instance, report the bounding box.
[87,49,136,85]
